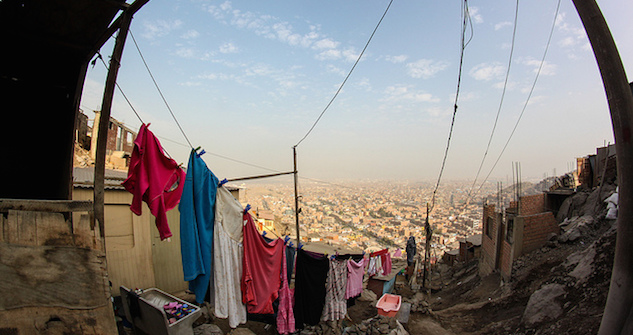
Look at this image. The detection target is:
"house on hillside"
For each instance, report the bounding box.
[480,193,560,280]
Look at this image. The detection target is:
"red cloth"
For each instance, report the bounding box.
[122,124,185,240]
[241,212,284,314]
[370,248,392,276]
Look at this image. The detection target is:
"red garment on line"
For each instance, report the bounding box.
[370,248,392,276]
[122,123,185,240]
[241,212,284,314]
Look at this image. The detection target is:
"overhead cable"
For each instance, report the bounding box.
[429,0,473,213]
[294,0,394,147]
[93,51,145,125]
[130,30,194,149]
[469,0,520,195]
[472,0,561,201]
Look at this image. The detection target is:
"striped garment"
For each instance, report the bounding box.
[321,259,348,321]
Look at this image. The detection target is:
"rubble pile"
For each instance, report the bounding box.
[344,315,408,335]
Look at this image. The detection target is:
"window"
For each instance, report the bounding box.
[485,217,493,238]
[506,218,514,244]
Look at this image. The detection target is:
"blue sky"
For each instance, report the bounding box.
[81,0,632,184]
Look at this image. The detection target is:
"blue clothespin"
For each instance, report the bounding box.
[284,236,290,243]
[219,178,228,186]
[244,204,251,214]
[289,242,294,248]
[262,231,267,237]
[196,149,206,157]
[299,243,304,250]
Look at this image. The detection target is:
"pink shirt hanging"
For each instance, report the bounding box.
[345,258,365,299]
[122,123,185,240]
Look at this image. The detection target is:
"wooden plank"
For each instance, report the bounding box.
[7,210,19,244]
[0,244,108,309]
[16,211,37,246]
[0,199,93,213]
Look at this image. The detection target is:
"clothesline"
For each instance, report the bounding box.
[121,124,413,332]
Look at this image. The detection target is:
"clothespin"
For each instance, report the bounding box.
[219,178,228,186]
[262,231,267,237]
[196,149,206,157]
[299,243,303,250]
[244,204,251,214]
[284,235,290,243]
[289,242,294,248]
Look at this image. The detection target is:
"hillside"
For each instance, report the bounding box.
[401,181,617,335]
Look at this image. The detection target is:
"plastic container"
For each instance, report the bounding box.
[376,293,401,317]
[120,286,201,335]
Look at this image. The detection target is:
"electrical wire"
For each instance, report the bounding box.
[429,0,473,214]
[469,0,519,195]
[470,0,561,203]
[129,30,194,149]
[93,52,145,125]
[294,0,394,147]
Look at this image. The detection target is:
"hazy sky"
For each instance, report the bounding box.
[81,0,631,184]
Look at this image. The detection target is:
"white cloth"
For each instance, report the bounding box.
[213,187,247,328]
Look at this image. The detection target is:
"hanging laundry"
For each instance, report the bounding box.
[294,249,329,328]
[321,259,348,322]
[406,236,417,265]
[213,186,247,328]
[393,248,402,258]
[345,258,365,299]
[241,212,284,315]
[371,249,392,276]
[122,123,185,240]
[367,256,377,277]
[277,245,295,334]
[179,149,218,304]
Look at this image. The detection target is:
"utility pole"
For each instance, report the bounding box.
[293,146,301,245]
[571,1,633,334]
[423,203,431,289]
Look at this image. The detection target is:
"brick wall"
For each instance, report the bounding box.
[480,204,498,276]
[519,193,547,216]
[521,212,558,255]
[499,240,513,280]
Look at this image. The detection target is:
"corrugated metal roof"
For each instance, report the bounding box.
[73,167,127,190]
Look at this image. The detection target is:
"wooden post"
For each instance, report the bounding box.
[94,11,133,238]
[293,146,301,244]
[423,203,431,288]
[571,1,633,334]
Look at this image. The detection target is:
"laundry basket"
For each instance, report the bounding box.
[120,286,201,335]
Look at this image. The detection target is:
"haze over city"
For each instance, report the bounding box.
[80,0,630,183]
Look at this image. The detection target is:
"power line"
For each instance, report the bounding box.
[471,0,561,202]
[92,51,145,125]
[429,0,473,213]
[129,30,194,149]
[470,0,519,194]
[294,0,394,147]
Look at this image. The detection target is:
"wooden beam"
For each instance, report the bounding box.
[0,199,93,213]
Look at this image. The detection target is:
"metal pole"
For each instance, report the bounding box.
[293,146,301,244]
[571,1,633,333]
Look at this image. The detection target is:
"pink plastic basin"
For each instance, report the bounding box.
[377,293,401,317]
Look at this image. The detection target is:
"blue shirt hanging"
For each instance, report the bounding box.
[179,149,219,304]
